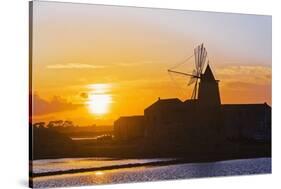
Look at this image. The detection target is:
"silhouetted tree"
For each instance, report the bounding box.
[33,122,45,129]
[63,120,74,127]
[47,120,64,128]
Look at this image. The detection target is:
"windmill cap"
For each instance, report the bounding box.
[202,64,216,81]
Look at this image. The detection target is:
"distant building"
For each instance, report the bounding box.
[114,116,145,141]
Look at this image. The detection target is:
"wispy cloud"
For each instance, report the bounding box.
[215,65,271,85]
[46,60,162,70]
[215,65,272,104]
[225,81,266,90]
[114,60,165,67]
[46,63,105,69]
[216,65,271,76]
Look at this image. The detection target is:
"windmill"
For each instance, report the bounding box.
[168,43,208,100]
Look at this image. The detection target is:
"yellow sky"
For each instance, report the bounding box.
[31,1,271,125]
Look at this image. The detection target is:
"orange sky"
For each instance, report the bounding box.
[31,1,271,125]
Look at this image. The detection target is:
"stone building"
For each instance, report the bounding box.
[222,103,271,141]
[113,115,145,141]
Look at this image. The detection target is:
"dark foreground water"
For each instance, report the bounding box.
[32,158,271,188]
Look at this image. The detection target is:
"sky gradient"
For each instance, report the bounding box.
[31,1,272,125]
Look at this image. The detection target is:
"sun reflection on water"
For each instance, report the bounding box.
[94,171,104,176]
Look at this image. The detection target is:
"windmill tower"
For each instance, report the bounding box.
[168,43,221,107]
[198,64,221,108]
[168,44,223,148]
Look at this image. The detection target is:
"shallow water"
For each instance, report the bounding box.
[32,158,271,188]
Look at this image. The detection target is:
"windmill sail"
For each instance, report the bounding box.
[199,48,207,74]
[194,43,208,75]
[188,69,197,86]
[168,43,209,100]
[194,47,199,74]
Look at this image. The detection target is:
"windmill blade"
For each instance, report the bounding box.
[188,77,196,86]
[198,45,202,72]
[197,45,201,71]
[200,48,207,73]
[198,43,204,71]
[194,79,198,99]
[192,69,197,76]
[197,45,202,70]
[200,46,206,72]
[194,45,201,75]
[194,48,198,72]
[193,44,208,75]
[191,79,198,99]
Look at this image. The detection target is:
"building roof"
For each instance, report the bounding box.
[222,103,271,110]
[184,99,198,104]
[144,98,183,112]
[114,115,144,123]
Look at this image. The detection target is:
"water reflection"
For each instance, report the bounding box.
[33,158,271,188]
[94,171,104,176]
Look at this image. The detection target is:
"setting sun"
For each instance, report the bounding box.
[88,94,112,115]
[86,83,113,115]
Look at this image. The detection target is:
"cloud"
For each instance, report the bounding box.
[216,66,271,103]
[32,94,81,115]
[221,81,271,104]
[216,65,271,75]
[215,65,271,85]
[225,81,265,90]
[114,60,165,67]
[46,63,105,69]
[80,92,88,99]
[46,60,163,70]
